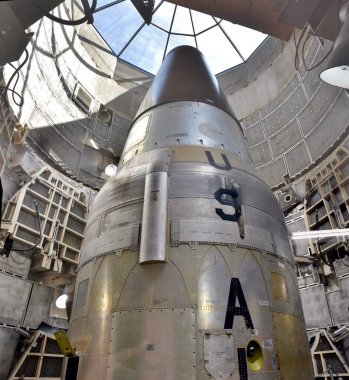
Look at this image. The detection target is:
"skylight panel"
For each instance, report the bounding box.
[93,1,144,54]
[191,10,216,34]
[197,26,244,73]
[120,23,168,73]
[165,35,196,56]
[220,21,267,60]
[152,1,175,30]
[92,0,269,75]
[171,6,194,35]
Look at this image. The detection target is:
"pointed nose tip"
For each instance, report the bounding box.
[136,45,234,117]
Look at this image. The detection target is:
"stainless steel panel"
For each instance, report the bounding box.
[140,171,168,263]
[76,279,89,308]
[170,219,274,253]
[273,313,314,380]
[168,198,287,242]
[169,162,284,224]
[0,272,32,326]
[122,114,150,153]
[84,314,112,355]
[88,254,115,316]
[273,231,294,263]
[122,102,250,164]
[198,247,231,329]
[239,250,277,340]
[71,263,93,321]
[327,276,349,325]
[204,334,235,378]
[168,172,225,199]
[114,148,171,182]
[171,218,240,244]
[69,317,87,353]
[0,326,19,380]
[80,223,140,267]
[169,158,254,179]
[87,174,145,222]
[286,266,304,317]
[111,251,139,311]
[168,244,204,308]
[239,250,271,312]
[103,205,142,233]
[117,262,191,310]
[23,282,54,329]
[77,354,108,380]
[108,309,196,379]
[83,217,100,241]
[69,44,314,378]
[300,285,332,328]
[268,262,303,316]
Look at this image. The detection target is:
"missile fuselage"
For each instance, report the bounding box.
[69,46,314,379]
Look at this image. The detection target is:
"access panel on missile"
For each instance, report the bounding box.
[68,46,314,380]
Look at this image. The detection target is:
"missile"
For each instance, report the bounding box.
[68,46,314,379]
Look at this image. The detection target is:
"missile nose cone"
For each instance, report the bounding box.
[136,45,234,117]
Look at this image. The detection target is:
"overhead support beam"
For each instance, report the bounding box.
[166,0,293,41]
[280,0,341,41]
[130,0,155,24]
[0,0,64,65]
[167,0,341,42]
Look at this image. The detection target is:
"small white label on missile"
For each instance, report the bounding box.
[262,339,273,350]
[258,300,270,306]
[278,262,285,268]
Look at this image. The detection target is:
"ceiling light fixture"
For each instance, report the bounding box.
[105,163,117,176]
[320,3,349,88]
[291,228,349,240]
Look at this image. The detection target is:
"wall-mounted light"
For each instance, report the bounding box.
[55,294,68,309]
[55,284,69,309]
[97,105,113,124]
[320,3,349,88]
[105,163,117,176]
[291,228,349,240]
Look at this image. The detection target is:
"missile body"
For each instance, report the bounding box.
[69,46,314,379]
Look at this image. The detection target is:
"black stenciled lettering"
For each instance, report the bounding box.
[224,278,254,330]
[205,151,232,171]
[214,188,241,222]
[225,279,253,380]
[237,348,248,380]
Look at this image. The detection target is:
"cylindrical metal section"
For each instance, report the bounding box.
[121,102,251,165]
[69,46,314,380]
[139,171,168,263]
[136,45,234,119]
